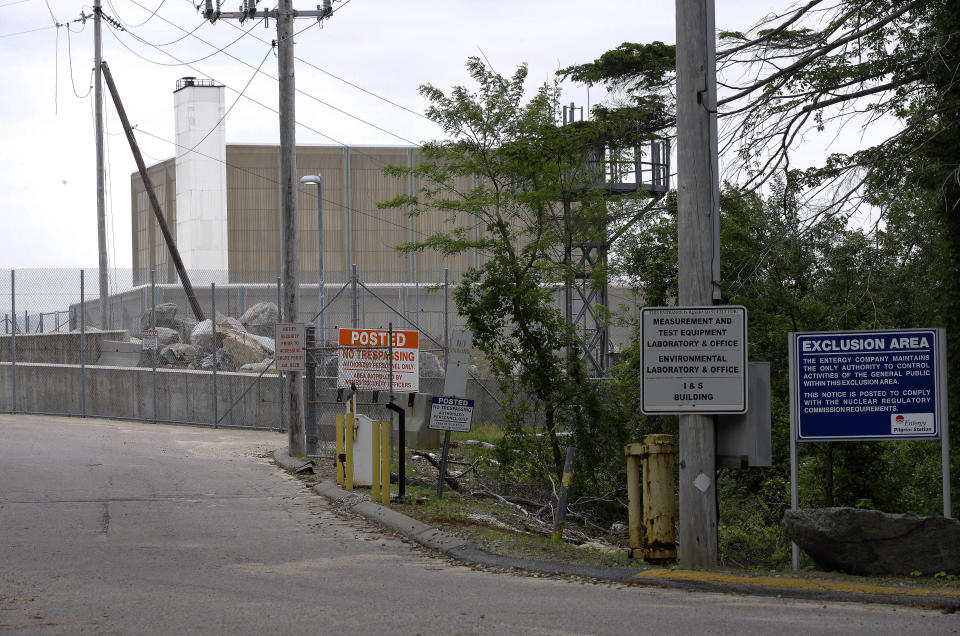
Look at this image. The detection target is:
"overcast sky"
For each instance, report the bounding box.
[1,0,794,272]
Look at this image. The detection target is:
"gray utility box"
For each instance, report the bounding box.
[717,361,772,467]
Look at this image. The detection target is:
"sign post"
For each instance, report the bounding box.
[788,328,950,569]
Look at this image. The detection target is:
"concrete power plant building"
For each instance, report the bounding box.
[131,77,476,288]
[129,77,642,358]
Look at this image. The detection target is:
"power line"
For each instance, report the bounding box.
[0,24,55,38]
[106,0,167,28]
[103,15,418,162]
[215,10,432,123]
[65,24,94,98]
[120,0,419,144]
[184,43,274,156]
[111,15,262,66]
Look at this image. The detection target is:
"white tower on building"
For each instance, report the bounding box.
[174,77,228,280]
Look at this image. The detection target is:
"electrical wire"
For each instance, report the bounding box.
[65,25,94,99]
[213,3,432,123]
[106,0,167,28]
[0,24,55,38]
[122,0,419,144]
[103,19,415,159]
[0,0,31,9]
[113,16,262,66]
[184,44,274,156]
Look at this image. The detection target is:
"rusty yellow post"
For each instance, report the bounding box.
[641,433,676,564]
[624,443,644,558]
[335,414,344,485]
[371,419,381,501]
[345,412,355,491]
[380,421,390,506]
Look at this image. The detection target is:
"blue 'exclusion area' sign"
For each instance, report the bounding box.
[794,329,942,441]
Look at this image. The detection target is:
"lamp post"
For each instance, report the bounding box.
[300,175,324,347]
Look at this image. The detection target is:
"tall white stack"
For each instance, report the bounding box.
[174,77,228,281]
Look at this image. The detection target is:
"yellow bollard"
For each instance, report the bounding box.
[380,420,390,506]
[335,414,344,485]
[624,448,643,556]
[371,419,381,501]
[345,412,354,491]
[625,435,676,564]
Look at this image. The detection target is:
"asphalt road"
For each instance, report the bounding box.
[0,414,955,635]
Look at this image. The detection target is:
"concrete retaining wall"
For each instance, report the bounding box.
[0,363,504,442]
[0,331,131,364]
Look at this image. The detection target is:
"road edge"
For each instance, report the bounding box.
[273,449,960,611]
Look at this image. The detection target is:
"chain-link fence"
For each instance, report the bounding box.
[0,267,505,451]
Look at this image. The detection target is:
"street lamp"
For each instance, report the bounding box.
[299,175,324,350]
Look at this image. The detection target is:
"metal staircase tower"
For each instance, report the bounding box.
[561,103,670,377]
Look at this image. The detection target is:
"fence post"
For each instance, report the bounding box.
[437,268,452,498]
[305,322,318,455]
[212,282,218,429]
[80,270,86,418]
[551,446,577,541]
[151,270,157,423]
[10,271,16,414]
[277,276,284,432]
[351,264,358,328]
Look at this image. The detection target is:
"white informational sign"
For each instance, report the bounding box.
[141,328,159,351]
[641,306,748,414]
[443,329,472,397]
[429,396,475,433]
[338,328,420,392]
[275,323,306,372]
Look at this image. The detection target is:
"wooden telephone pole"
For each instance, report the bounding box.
[203,0,332,456]
[93,0,109,329]
[675,0,722,567]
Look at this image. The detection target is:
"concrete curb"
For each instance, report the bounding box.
[273,450,960,611]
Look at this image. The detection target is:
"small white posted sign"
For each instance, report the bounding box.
[429,396,475,433]
[275,323,306,372]
[141,328,159,351]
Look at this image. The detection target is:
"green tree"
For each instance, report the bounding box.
[380,58,661,482]
[563,2,960,515]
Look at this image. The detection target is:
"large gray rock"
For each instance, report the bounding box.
[219,330,268,368]
[248,333,275,356]
[240,302,279,338]
[190,319,217,354]
[159,343,198,366]
[419,351,443,377]
[783,507,960,575]
[240,360,274,374]
[200,348,235,371]
[173,317,197,346]
[156,327,180,347]
[140,302,178,332]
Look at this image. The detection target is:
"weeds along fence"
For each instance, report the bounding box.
[0,267,504,455]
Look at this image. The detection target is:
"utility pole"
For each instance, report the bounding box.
[94,0,109,329]
[203,0,332,456]
[675,0,721,567]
